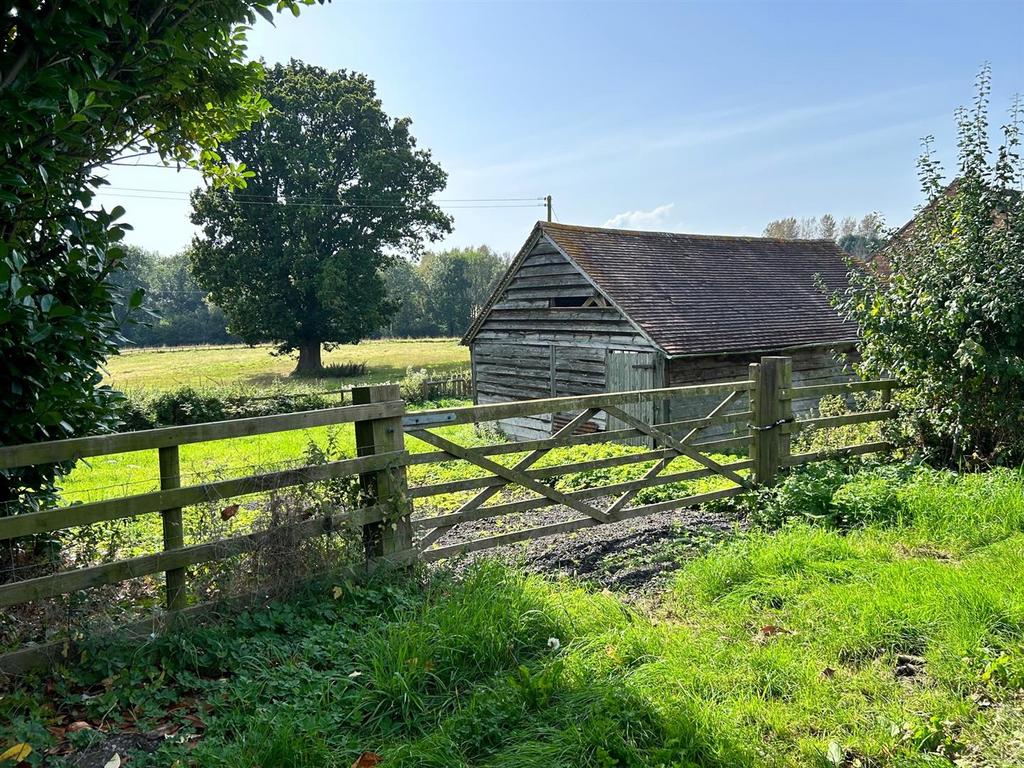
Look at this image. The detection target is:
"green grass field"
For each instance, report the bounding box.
[104,338,468,392]
[4,466,1024,766]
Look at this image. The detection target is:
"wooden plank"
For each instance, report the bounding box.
[793,409,896,431]
[0,505,386,608]
[751,357,790,486]
[415,459,753,527]
[158,446,186,611]
[0,401,404,470]
[404,414,749,471]
[603,405,753,490]
[410,429,613,524]
[0,451,404,541]
[410,439,669,499]
[404,380,752,429]
[783,441,891,466]
[353,385,410,558]
[783,380,898,399]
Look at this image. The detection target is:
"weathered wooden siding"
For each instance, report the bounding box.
[471,236,657,439]
[666,345,858,442]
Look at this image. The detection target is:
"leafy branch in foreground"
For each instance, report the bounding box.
[836,66,1024,465]
[0,1,323,546]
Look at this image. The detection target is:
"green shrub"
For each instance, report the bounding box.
[118,386,340,430]
[400,367,431,404]
[149,387,227,425]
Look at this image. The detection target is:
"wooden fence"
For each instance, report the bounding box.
[0,356,896,673]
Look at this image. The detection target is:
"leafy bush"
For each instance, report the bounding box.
[746,460,918,530]
[149,387,227,426]
[118,386,338,430]
[400,367,432,404]
[835,68,1024,465]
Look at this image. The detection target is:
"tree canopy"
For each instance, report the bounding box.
[384,246,508,338]
[1,0,320,513]
[190,60,452,374]
[763,213,886,257]
[836,68,1024,464]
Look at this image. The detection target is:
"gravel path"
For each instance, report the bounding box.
[425,500,746,600]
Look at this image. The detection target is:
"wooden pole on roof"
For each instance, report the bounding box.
[546,194,552,222]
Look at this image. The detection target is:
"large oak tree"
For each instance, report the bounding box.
[190,61,452,374]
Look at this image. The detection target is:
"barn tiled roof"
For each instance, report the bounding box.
[465,221,858,357]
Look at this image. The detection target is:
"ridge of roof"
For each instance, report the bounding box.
[539,220,838,246]
[462,221,858,355]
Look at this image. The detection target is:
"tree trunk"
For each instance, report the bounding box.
[294,340,323,376]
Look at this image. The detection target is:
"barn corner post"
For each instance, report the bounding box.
[749,356,793,487]
[352,384,413,564]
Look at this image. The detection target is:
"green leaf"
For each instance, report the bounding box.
[254,5,275,23]
[68,87,79,112]
[128,288,145,309]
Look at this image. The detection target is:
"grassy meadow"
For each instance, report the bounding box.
[5,467,1024,766]
[104,338,468,392]
[58,337,470,511]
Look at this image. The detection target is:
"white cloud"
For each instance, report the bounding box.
[603,203,675,230]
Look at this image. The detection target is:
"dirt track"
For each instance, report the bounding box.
[428,502,747,599]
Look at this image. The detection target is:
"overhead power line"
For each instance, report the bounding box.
[103,186,548,204]
[98,191,545,211]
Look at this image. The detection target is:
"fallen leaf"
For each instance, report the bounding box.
[45,726,66,738]
[821,667,837,680]
[220,504,240,521]
[66,721,92,733]
[351,752,382,768]
[0,743,32,763]
[152,721,182,738]
[183,714,206,730]
[332,585,345,600]
[104,754,121,768]
[759,625,790,636]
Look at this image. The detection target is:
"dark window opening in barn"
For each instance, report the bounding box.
[550,295,608,308]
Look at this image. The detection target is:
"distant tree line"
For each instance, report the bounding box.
[383,246,508,338]
[763,213,886,258]
[114,243,508,347]
[115,246,236,347]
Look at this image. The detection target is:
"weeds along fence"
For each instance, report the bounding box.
[0,357,896,673]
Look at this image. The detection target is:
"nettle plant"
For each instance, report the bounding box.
[837,67,1024,466]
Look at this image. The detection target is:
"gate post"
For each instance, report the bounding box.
[749,356,792,486]
[352,384,412,562]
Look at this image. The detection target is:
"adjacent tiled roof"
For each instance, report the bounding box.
[465,222,858,357]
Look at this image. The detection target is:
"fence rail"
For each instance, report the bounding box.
[0,357,897,674]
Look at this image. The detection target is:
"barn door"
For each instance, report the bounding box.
[606,350,656,446]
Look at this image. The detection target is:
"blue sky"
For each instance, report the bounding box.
[99,0,1024,257]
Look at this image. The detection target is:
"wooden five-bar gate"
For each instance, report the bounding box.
[0,357,896,673]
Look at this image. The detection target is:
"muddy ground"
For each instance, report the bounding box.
[427,500,747,600]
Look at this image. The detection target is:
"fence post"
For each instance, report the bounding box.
[749,356,792,487]
[352,384,412,561]
[158,445,187,611]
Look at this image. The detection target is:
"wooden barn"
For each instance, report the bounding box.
[461,221,858,440]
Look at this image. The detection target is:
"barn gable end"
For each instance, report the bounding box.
[470,233,661,439]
